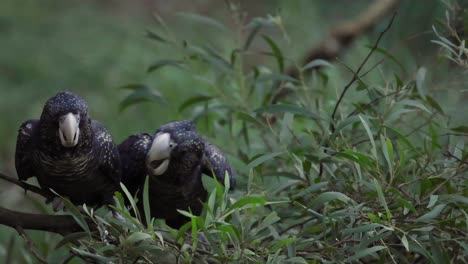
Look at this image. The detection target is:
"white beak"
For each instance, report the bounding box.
[59,113,80,147]
[146,133,172,175]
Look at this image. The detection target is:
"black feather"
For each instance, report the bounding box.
[120,120,235,228]
[14,91,121,207]
[117,133,153,195]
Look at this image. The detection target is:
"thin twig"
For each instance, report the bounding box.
[347,85,411,117]
[0,172,54,200]
[351,113,436,148]
[61,254,76,264]
[359,58,385,78]
[297,238,359,254]
[319,13,397,179]
[279,217,314,235]
[443,151,468,166]
[16,226,48,264]
[330,12,397,132]
[404,112,437,137]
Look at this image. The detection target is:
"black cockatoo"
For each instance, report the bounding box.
[15,91,121,209]
[119,120,235,228]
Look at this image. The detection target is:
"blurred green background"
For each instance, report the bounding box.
[0,0,465,262]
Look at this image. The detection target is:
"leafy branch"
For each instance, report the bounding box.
[330,12,397,131]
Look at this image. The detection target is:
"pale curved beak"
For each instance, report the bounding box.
[146,132,172,175]
[59,113,80,147]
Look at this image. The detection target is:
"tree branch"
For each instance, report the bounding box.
[272,0,400,104]
[0,172,88,235]
[294,0,399,76]
[0,207,82,236]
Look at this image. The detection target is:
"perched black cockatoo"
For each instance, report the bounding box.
[119,120,235,228]
[15,91,121,209]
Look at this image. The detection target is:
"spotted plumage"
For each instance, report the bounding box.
[119,120,235,228]
[15,91,121,207]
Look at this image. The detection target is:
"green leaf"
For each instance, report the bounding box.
[385,126,417,152]
[262,35,284,72]
[385,138,394,164]
[176,222,192,242]
[178,95,213,112]
[346,246,386,261]
[259,212,281,230]
[201,45,233,71]
[374,178,392,219]
[191,214,198,248]
[285,257,307,264]
[228,196,266,211]
[302,59,332,71]
[119,85,165,112]
[427,195,438,208]
[279,112,294,145]
[342,223,381,234]
[236,112,267,129]
[58,196,90,233]
[271,237,297,252]
[177,209,197,218]
[425,96,444,114]
[55,232,89,249]
[394,74,404,88]
[147,59,185,73]
[399,99,431,113]
[381,136,393,172]
[416,67,427,99]
[451,126,468,133]
[310,191,352,210]
[247,152,283,169]
[145,30,168,43]
[207,187,216,214]
[244,24,261,51]
[177,12,227,31]
[338,149,374,169]
[291,182,329,199]
[255,104,326,121]
[359,115,377,158]
[264,172,303,181]
[71,248,115,262]
[120,183,139,220]
[438,194,468,205]
[396,198,417,214]
[368,213,380,223]
[126,232,152,244]
[143,176,151,228]
[415,204,447,222]
[365,45,406,72]
[401,235,410,251]
[256,73,299,83]
[331,115,362,136]
[120,83,151,91]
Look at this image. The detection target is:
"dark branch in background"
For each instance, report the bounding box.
[317,11,396,179]
[272,0,400,104]
[330,12,397,132]
[0,172,86,235]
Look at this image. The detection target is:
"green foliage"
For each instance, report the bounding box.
[1,1,467,263]
[51,5,466,263]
